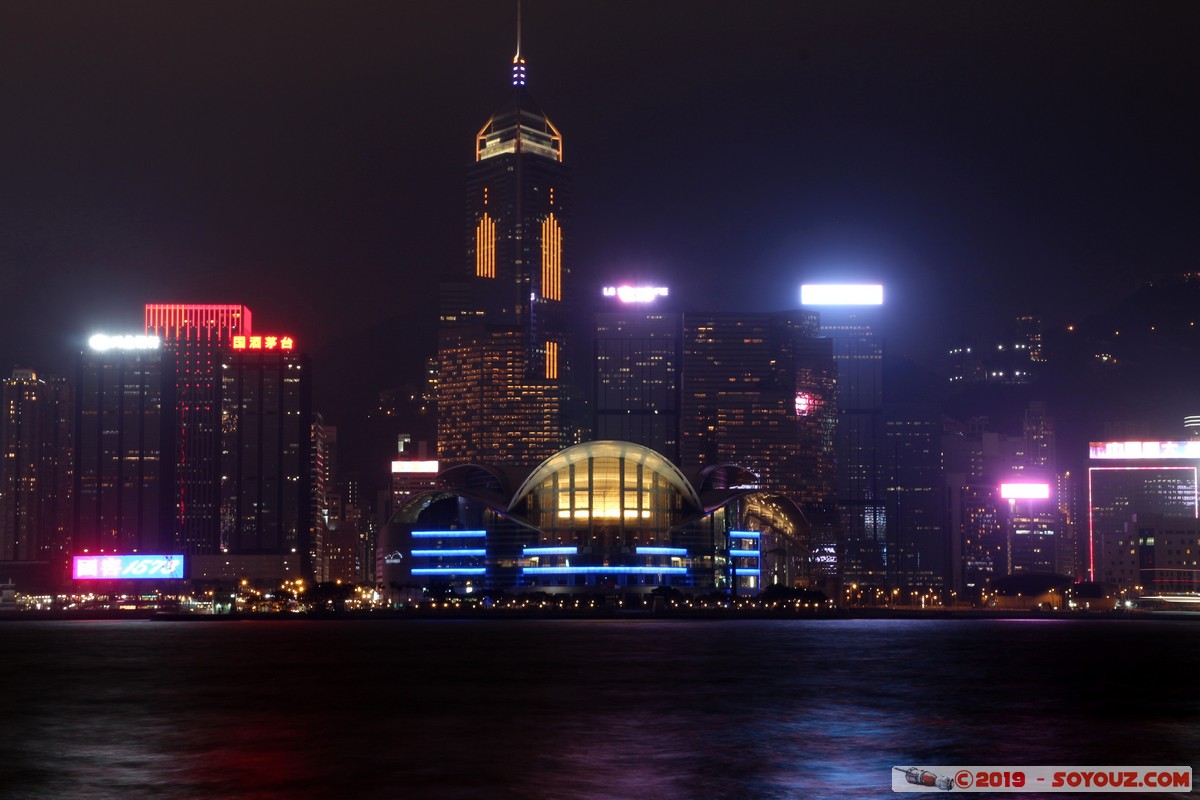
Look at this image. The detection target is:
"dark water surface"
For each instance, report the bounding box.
[1,618,1197,799]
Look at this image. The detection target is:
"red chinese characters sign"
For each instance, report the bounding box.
[231,335,295,351]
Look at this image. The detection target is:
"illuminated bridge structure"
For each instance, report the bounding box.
[379,441,815,595]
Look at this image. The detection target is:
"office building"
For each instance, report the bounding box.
[801,284,886,588]
[1088,440,1200,591]
[1,369,73,589]
[73,335,173,557]
[593,292,682,461]
[144,303,252,554]
[217,333,310,579]
[437,36,576,465]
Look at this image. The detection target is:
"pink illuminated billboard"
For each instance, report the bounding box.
[999,482,1051,500]
[1089,441,1200,460]
[72,554,185,580]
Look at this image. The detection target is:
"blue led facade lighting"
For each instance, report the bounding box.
[729,530,761,539]
[411,530,487,538]
[635,547,688,556]
[729,549,760,558]
[522,566,688,576]
[410,549,487,558]
[411,568,488,576]
[522,546,579,556]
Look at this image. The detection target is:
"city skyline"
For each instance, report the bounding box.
[2,4,1196,406]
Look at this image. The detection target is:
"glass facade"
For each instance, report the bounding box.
[379,442,814,596]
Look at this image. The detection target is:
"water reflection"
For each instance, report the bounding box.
[0,619,1197,799]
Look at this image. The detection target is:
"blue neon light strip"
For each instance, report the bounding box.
[410,549,486,558]
[729,530,761,539]
[411,530,487,538]
[635,547,688,556]
[522,566,687,575]
[729,549,760,558]
[411,568,487,576]
[523,546,579,556]
[732,569,761,576]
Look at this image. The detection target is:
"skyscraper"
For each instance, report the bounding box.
[74,336,173,556]
[438,33,576,465]
[1,368,72,588]
[218,334,310,574]
[801,285,886,588]
[593,296,682,462]
[145,304,252,554]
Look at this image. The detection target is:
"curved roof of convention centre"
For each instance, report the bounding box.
[509,440,704,512]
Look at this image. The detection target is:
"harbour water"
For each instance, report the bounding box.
[1,618,1196,799]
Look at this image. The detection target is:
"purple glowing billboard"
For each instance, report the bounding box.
[72,554,185,580]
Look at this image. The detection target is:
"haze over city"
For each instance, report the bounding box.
[4,1,1196,433]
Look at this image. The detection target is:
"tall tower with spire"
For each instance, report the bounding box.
[437,15,577,466]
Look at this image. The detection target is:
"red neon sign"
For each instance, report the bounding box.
[231,335,295,351]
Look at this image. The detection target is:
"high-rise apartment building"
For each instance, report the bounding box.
[437,39,575,466]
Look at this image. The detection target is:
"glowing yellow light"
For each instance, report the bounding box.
[541,213,562,301]
[476,214,496,278]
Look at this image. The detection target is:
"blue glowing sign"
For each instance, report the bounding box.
[72,554,185,580]
[410,549,487,557]
[523,546,579,556]
[635,547,688,556]
[411,568,487,576]
[522,566,687,576]
[411,530,487,538]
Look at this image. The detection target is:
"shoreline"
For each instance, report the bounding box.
[0,607,1192,622]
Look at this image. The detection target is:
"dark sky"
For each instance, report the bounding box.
[2,1,1197,408]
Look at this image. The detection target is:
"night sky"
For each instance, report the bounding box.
[2,1,1197,443]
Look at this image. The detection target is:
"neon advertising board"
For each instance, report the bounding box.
[999,482,1051,500]
[1089,441,1200,460]
[72,554,185,580]
[602,286,669,303]
[799,284,884,306]
[231,335,295,351]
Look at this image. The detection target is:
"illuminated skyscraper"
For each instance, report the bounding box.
[145,304,252,554]
[679,310,837,511]
[74,337,173,556]
[1,369,73,588]
[801,285,886,588]
[438,33,575,465]
[593,296,682,462]
[218,336,310,573]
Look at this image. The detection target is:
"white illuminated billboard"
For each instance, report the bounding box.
[392,460,439,473]
[88,334,161,351]
[601,286,669,303]
[800,284,884,306]
[999,483,1051,500]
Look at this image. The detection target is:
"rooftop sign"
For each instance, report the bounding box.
[800,284,884,306]
[1089,441,1200,460]
[231,335,294,351]
[392,460,439,474]
[602,286,669,303]
[1000,482,1051,500]
[88,334,161,351]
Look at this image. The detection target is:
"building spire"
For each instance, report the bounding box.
[512,0,526,86]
